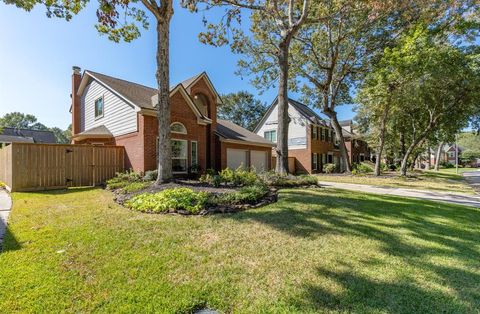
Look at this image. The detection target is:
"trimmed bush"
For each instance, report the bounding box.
[220,167,258,186]
[0,181,5,189]
[324,163,336,174]
[212,183,269,205]
[125,188,209,214]
[199,173,221,187]
[259,172,317,187]
[352,163,373,174]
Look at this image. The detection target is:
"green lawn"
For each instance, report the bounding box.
[1,188,480,313]
[436,167,478,175]
[317,169,474,194]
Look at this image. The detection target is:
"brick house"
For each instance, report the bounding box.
[340,120,371,164]
[70,67,274,174]
[254,98,370,174]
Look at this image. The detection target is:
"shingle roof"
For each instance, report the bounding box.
[216,119,275,146]
[85,70,205,111]
[288,98,328,126]
[0,127,56,144]
[86,70,158,110]
[77,125,113,137]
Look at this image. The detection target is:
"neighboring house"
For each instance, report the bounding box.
[254,98,370,174]
[340,120,371,164]
[70,67,274,173]
[427,144,462,167]
[0,127,56,148]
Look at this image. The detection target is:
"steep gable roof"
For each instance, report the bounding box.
[77,70,213,123]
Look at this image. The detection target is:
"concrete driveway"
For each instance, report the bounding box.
[317,180,480,208]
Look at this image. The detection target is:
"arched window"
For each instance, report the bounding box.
[193,93,209,117]
[170,122,187,134]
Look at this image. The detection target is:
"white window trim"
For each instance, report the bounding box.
[191,141,198,169]
[172,139,188,174]
[313,153,318,170]
[94,95,104,120]
[170,122,187,134]
[312,126,318,140]
[264,130,277,143]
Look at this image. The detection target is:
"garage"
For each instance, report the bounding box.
[250,150,268,172]
[227,148,248,169]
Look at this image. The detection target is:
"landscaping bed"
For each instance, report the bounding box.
[106,169,319,215]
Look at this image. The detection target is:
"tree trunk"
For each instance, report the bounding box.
[275,42,290,175]
[325,110,351,173]
[434,142,444,171]
[155,20,173,184]
[400,126,434,176]
[374,102,390,176]
[427,146,431,170]
[410,152,419,171]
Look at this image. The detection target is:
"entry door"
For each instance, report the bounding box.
[250,151,267,172]
[227,149,248,169]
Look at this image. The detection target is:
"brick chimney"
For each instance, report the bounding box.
[71,66,82,143]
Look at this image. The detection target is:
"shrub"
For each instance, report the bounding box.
[352,163,373,174]
[0,181,5,189]
[259,172,317,187]
[199,173,222,187]
[219,167,258,186]
[212,183,269,205]
[122,182,151,193]
[125,188,209,214]
[324,163,336,174]
[107,171,143,190]
[143,170,158,181]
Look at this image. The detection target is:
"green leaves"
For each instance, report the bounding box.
[218,91,266,131]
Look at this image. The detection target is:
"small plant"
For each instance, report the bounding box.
[0,181,5,189]
[199,173,222,187]
[107,171,143,190]
[122,181,151,193]
[143,170,158,181]
[126,188,209,214]
[324,163,336,174]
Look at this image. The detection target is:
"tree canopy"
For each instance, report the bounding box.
[218,91,266,131]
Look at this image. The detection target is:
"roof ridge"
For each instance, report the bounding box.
[86,70,157,91]
[2,127,55,133]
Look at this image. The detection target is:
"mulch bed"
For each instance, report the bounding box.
[110,179,321,215]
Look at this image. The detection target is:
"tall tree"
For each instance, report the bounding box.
[183,0,310,174]
[4,0,175,183]
[0,112,40,129]
[219,91,266,131]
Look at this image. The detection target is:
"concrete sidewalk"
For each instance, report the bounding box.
[318,181,480,208]
[0,189,12,249]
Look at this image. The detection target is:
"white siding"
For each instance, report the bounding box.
[256,103,308,149]
[80,80,138,136]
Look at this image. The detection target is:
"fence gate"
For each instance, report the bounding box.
[0,143,124,192]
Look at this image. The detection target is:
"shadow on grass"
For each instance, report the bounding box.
[0,219,21,253]
[217,189,480,312]
[13,186,99,196]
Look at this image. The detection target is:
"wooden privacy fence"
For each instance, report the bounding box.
[0,143,124,192]
[271,156,296,174]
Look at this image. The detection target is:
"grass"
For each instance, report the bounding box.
[317,169,474,194]
[1,188,480,313]
[436,167,478,175]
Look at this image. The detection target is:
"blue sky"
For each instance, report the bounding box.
[0,2,355,130]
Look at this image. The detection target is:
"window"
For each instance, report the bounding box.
[264,130,277,143]
[322,154,327,165]
[191,141,198,171]
[95,97,104,118]
[170,122,187,134]
[312,126,318,140]
[325,129,329,142]
[328,153,333,164]
[312,153,318,171]
[193,93,209,117]
[171,140,188,173]
[321,128,325,141]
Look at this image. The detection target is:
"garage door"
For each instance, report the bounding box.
[250,151,267,172]
[227,149,248,169]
